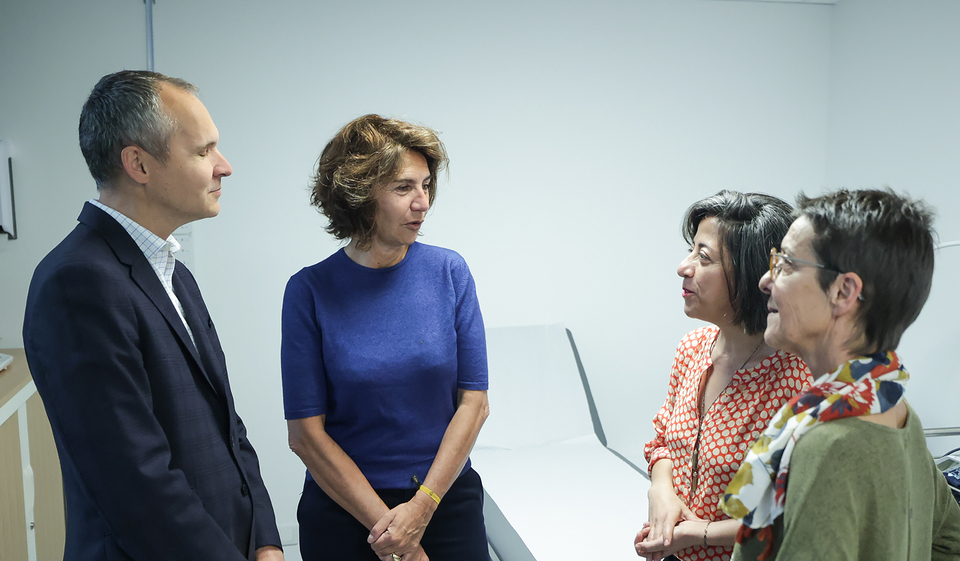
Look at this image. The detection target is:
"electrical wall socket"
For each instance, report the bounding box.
[279,524,298,546]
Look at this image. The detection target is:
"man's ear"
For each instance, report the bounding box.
[831,272,863,316]
[120,145,150,185]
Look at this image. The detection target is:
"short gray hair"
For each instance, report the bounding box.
[79,70,197,189]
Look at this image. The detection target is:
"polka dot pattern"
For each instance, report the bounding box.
[643,326,812,561]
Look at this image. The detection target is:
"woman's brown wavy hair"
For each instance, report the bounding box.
[310,114,448,250]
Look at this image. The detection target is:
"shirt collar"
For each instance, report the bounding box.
[88,199,180,260]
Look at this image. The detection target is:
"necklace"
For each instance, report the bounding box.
[698,335,764,419]
[709,334,765,372]
[691,335,765,496]
[738,337,764,372]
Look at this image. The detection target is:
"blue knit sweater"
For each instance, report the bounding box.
[281,242,488,488]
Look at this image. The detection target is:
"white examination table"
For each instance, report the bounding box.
[473,324,649,561]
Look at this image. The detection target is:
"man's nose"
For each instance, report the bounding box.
[215,150,232,177]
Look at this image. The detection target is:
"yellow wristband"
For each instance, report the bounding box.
[419,484,441,505]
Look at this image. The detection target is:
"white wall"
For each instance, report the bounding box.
[0,0,145,339]
[825,0,960,454]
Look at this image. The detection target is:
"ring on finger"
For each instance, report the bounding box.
[392,554,402,561]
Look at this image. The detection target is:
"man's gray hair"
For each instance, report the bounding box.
[79,70,197,189]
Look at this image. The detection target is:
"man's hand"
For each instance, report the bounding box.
[255,545,284,561]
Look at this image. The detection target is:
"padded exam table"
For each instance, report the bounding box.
[473,324,649,560]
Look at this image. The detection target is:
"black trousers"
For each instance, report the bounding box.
[298,467,488,561]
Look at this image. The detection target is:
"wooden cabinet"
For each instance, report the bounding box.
[0,348,65,561]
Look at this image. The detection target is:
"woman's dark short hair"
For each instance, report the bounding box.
[79,70,197,189]
[683,191,794,335]
[796,188,935,355]
[310,114,448,250]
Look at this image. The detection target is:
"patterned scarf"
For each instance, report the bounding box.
[718,351,909,559]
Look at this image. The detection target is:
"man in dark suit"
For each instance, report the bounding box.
[22,70,284,561]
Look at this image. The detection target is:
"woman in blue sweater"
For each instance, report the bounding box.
[282,115,490,561]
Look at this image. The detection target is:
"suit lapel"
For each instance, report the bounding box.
[173,269,229,401]
[79,203,222,398]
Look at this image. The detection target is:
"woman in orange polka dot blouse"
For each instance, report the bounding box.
[635,191,812,561]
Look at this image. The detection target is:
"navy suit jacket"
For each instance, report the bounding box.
[23,203,281,561]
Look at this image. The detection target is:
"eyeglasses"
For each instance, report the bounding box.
[768,247,842,280]
[768,248,866,301]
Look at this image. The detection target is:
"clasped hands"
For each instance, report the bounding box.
[368,493,437,561]
[635,518,710,560]
[636,485,705,560]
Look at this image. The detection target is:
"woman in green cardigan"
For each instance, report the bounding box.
[720,188,960,561]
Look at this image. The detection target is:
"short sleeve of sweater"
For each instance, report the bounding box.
[280,269,326,420]
[450,253,488,391]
